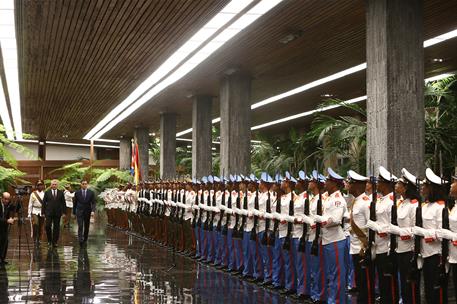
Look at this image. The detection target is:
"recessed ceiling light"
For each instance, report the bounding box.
[278,30,303,44]
[432,58,444,63]
[320,93,334,98]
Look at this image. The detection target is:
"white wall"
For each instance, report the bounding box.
[5,143,39,160]
[46,145,92,160]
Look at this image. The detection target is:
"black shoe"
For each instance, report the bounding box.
[347,287,358,293]
[52,243,58,248]
[79,241,84,247]
[279,289,295,296]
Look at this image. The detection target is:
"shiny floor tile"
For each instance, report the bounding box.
[1,218,302,303]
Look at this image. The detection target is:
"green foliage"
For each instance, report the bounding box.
[48,162,132,208]
[251,75,457,177]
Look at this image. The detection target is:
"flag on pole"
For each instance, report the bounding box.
[130,140,141,184]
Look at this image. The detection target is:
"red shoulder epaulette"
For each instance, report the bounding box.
[437,200,445,205]
[411,199,418,204]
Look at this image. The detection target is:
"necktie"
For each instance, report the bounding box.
[53,190,56,198]
[83,190,86,199]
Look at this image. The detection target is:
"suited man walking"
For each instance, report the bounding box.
[73,180,96,247]
[42,179,66,247]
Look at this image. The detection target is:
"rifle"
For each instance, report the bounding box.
[311,177,322,256]
[209,187,217,230]
[272,184,282,245]
[408,178,422,283]
[362,175,377,265]
[191,187,199,228]
[217,186,226,232]
[250,189,259,241]
[298,191,310,252]
[283,190,294,250]
[180,187,186,223]
[239,189,248,238]
[197,188,204,228]
[262,190,273,246]
[436,177,450,289]
[204,188,211,231]
[385,177,397,276]
[233,190,242,239]
[223,189,232,235]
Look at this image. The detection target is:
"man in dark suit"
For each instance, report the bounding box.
[73,180,96,247]
[0,192,16,264]
[42,179,66,247]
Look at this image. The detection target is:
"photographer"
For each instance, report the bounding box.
[28,180,45,246]
[0,192,16,265]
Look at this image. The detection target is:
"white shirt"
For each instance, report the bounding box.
[292,191,308,238]
[212,190,222,227]
[349,193,370,255]
[184,190,195,221]
[373,193,393,254]
[257,191,268,232]
[64,190,75,208]
[244,191,256,232]
[419,201,444,258]
[445,204,457,263]
[391,198,418,253]
[321,190,346,245]
[28,190,44,217]
[278,192,294,238]
[307,192,329,242]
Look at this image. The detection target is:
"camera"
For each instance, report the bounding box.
[13,185,32,196]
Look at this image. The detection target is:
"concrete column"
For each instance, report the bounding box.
[220,71,251,177]
[160,113,177,179]
[192,95,213,179]
[119,138,132,170]
[366,0,424,176]
[134,128,149,181]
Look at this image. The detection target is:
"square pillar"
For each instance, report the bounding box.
[366,0,424,176]
[220,71,251,176]
[192,95,213,179]
[134,128,149,181]
[119,138,132,170]
[160,113,177,179]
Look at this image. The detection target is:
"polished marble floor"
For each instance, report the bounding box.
[1,217,306,303]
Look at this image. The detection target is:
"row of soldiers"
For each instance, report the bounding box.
[103,167,457,304]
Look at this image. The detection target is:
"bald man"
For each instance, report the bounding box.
[0,192,16,264]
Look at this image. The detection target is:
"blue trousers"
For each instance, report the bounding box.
[200,225,208,259]
[213,228,222,265]
[323,239,347,304]
[309,241,327,301]
[242,231,253,277]
[194,226,200,258]
[345,236,355,289]
[272,236,285,288]
[226,229,236,271]
[281,237,297,291]
[250,234,264,280]
[258,231,273,282]
[295,238,311,296]
[234,235,244,271]
[205,229,215,263]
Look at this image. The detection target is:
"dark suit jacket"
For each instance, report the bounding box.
[73,189,96,216]
[42,189,66,217]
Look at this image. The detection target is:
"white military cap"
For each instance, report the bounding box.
[378,166,398,182]
[347,170,368,182]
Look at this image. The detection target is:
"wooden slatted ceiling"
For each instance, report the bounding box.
[17,0,229,139]
[110,0,457,139]
[15,0,457,140]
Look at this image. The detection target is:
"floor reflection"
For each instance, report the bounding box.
[2,218,298,303]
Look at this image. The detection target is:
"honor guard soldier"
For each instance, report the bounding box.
[388,168,421,304]
[346,170,373,304]
[313,168,347,304]
[308,170,327,303]
[413,168,448,304]
[257,172,274,286]
[293,171,312,300]
[365,166,399,304]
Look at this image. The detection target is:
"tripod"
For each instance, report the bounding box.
[14,195,32,260]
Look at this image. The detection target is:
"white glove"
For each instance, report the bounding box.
[436,228,457,240]
[313,214,329,224]
[365,220,383,233]
[285,215,295,223]
[387,224,411,236]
